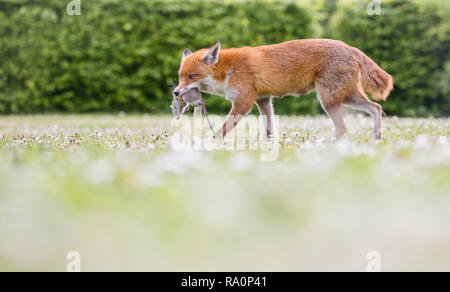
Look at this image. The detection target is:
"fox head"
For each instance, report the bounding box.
[173,41,221,97]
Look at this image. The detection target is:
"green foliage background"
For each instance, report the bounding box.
[0,0,448,116]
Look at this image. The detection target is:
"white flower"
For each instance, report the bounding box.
[414,135,429,149]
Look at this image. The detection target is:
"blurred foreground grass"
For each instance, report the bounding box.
[0,114,449,271]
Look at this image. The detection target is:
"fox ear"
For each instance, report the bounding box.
[182,49,192,62]
[202,41,220,65]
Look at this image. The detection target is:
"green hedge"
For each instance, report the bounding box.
[331,0,449,116]
[0,0,313,114]
[0,0,448,116]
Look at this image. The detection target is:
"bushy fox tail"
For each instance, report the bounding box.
[355,48,393,101]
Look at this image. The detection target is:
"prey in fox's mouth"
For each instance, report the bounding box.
[170,87,203,118]
[170,87,216,136]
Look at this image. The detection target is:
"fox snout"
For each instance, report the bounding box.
[173,86,189,98]
[174,83,200,98]
[173,85,188,97]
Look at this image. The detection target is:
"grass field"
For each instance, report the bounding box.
[0,114,449,271]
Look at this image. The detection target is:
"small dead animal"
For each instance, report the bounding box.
[170,88,216,136]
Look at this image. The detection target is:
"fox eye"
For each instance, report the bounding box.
[189,74,197,80]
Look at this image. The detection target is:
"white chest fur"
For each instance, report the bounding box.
[200,71,237,102]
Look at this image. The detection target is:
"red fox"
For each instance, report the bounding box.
[174,39,393,139]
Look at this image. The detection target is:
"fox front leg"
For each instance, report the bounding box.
[217,95,255,138]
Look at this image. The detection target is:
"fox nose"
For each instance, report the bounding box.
[174,90,180,97]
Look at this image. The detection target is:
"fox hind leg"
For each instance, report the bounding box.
[256,97,274,137]
[324,103,347,139]
[344,90,383,139]
[316,86,347,139]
